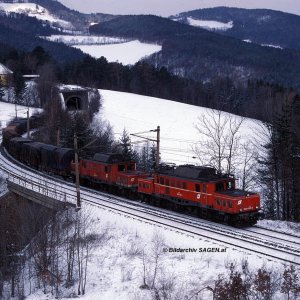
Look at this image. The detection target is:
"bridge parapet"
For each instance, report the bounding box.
[2,169,76,210]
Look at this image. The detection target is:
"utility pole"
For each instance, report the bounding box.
[130,125,161,169]
[27,109,30,138]
[15,103,18,119]
[56,127,60,146]
[74,133,81,209]
[155,126,160,169]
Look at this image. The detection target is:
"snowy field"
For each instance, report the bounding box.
[0,94,298,299]
[99,89,265,178]
[186,17,233,30]
[23,202,294,300]
[73,41,162,65]
[0,102,39,128]
[42,34,162,65]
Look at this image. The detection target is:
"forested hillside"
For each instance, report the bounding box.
[171,7,300,50]
[1,43,298,124]
[0,13,57,36]
[90,15,300,91]
[0,14,85,63]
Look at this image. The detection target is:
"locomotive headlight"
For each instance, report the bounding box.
[131,178,135,182]
[237,200,242,205]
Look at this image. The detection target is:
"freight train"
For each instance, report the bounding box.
[1,117,261,226]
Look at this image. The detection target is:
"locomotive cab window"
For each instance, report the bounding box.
[195,184,200,192]
[166,179,170,186]
[127,164,135,171]
[160,177,165,185]
[227,181,234,190]
[183,182,187,189]
[216,182,224,192]
[118,164,125,171]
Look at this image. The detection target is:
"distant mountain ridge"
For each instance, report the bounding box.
[0,12,85,63]
[0,0,117,31]
[90,14,300,91]
[0,0,114,63]
[170,7,300,51]
[33,0,117,29]
[1,1,300,91]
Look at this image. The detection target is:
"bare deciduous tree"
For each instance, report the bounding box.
[75,207,109,296]
[252,266,279,300]
[281,265,300,300]
[238,142,257,190]
[150,232,166,290]
[194,110,244,175]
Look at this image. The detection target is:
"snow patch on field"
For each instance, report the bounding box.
[187,17,233,30]
[99,89,264,168]
[261,43,283,49]
[73,40,162,65]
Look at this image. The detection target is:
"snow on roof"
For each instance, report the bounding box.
[57,84,88,92]
[0,63,13,75]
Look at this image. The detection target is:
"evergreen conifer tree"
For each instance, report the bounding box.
[13,71,26,105]
[259,97,300,221]
[138,141,156,172]
[118,129,138,161]
[0,78,5,101]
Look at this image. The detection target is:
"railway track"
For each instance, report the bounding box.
[1,147,300,266]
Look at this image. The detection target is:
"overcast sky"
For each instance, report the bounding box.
[58,0,300,16]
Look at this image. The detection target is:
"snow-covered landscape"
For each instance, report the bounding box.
[73,41,162,65]
[21,202,296,300]
[0,0,300,299]
[1,89,263,177]
[99,89,264,172]
[0,55,298,300]
[41,34,162,65]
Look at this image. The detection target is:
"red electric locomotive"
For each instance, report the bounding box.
[71,153,148,192]
[138,164,260,226]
